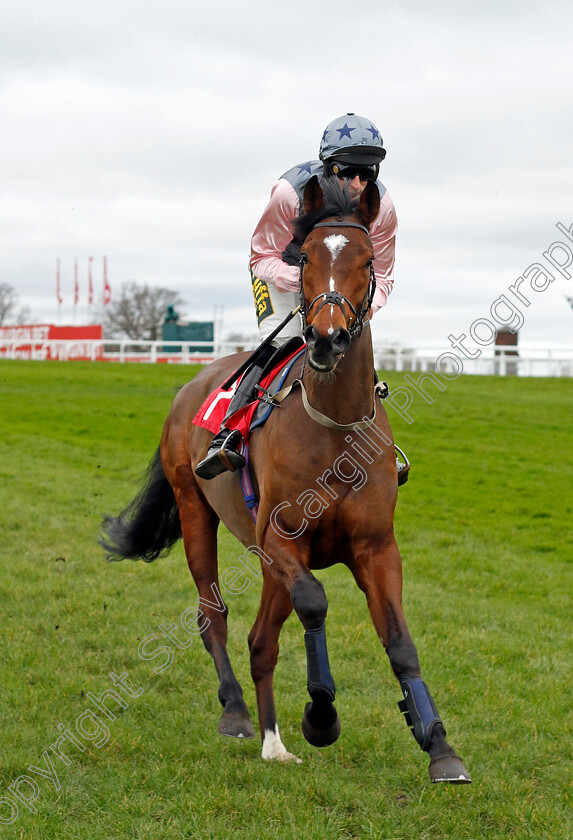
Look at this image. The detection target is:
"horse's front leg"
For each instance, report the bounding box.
[260,530,341,750]
[290,573,341,748]
[247,572,301,762]
[350,537,471,783]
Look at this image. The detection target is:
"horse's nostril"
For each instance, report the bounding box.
[331,328,351,354]
[304,325,320,347]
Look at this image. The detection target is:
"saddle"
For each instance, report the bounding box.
[192,338,306,443]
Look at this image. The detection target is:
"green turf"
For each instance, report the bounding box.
[0,360,571,839]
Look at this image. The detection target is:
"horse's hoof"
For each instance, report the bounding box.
[218,710,255,739]
[429,755,472,784]
[301,702,341,747]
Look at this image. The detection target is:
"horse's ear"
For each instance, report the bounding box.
[302,175,325,215]
[356,180,380,228]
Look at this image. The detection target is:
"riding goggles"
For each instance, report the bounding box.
[328,161,379,181]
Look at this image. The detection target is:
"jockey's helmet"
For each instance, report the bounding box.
[319,113,386,167]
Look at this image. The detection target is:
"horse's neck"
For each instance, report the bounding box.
[302,326,375,426]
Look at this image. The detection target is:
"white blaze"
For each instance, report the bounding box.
[323,234,348,329]
[323,234,348,262]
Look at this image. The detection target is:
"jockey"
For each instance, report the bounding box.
[195,113,409,484]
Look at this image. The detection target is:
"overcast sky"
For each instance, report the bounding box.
[1,0,572,347]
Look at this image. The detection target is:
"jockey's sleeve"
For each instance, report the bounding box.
[370,190,398,314]
[250,179,301,293]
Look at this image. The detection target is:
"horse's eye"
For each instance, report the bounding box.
[301,252,309,265]
[365,259,373,269]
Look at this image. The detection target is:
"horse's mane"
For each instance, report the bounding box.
[294,179,359,242]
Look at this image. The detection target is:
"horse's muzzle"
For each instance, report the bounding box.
[304,325,351,371]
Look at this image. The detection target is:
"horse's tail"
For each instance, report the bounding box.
[100,447,182,563]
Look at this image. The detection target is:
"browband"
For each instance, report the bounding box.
[311,221,370,236]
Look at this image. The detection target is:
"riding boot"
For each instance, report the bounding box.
[194,346,278,480]
[194,427,245,479]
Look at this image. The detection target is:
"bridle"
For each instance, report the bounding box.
[269,219,382,431]
[298,220,377,338]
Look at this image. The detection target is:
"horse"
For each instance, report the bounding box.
[101,176,471,783]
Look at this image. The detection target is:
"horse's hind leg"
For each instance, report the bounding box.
[173,464,254,739]
[351,539,471,784]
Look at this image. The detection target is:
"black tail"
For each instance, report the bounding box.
[100,447,182,562]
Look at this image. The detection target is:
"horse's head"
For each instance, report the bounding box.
[296,176,380,373]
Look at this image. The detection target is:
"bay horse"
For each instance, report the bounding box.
[102,176,471,783]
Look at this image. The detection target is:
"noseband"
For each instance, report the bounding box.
[298,221,377,338]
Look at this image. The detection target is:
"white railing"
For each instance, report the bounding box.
[0,339,241,364]
[1,338,572,376]
[373,345,573,378]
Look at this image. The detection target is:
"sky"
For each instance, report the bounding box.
[1,0,572,348]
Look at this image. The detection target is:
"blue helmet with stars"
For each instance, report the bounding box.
[319,113,386,165]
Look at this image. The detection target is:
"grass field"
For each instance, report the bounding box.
[0,359,571,840]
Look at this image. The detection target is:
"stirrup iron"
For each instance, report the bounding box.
[396,444,410,486]
[195,429,245,479]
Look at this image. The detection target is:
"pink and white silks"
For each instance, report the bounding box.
[249,175,398,341]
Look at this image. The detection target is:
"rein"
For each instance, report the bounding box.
[298,221,377,338]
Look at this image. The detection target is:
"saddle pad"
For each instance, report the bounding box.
[192,344,306,441]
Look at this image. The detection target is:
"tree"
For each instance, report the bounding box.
[101,282,186,340]
[0,282,31,325]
